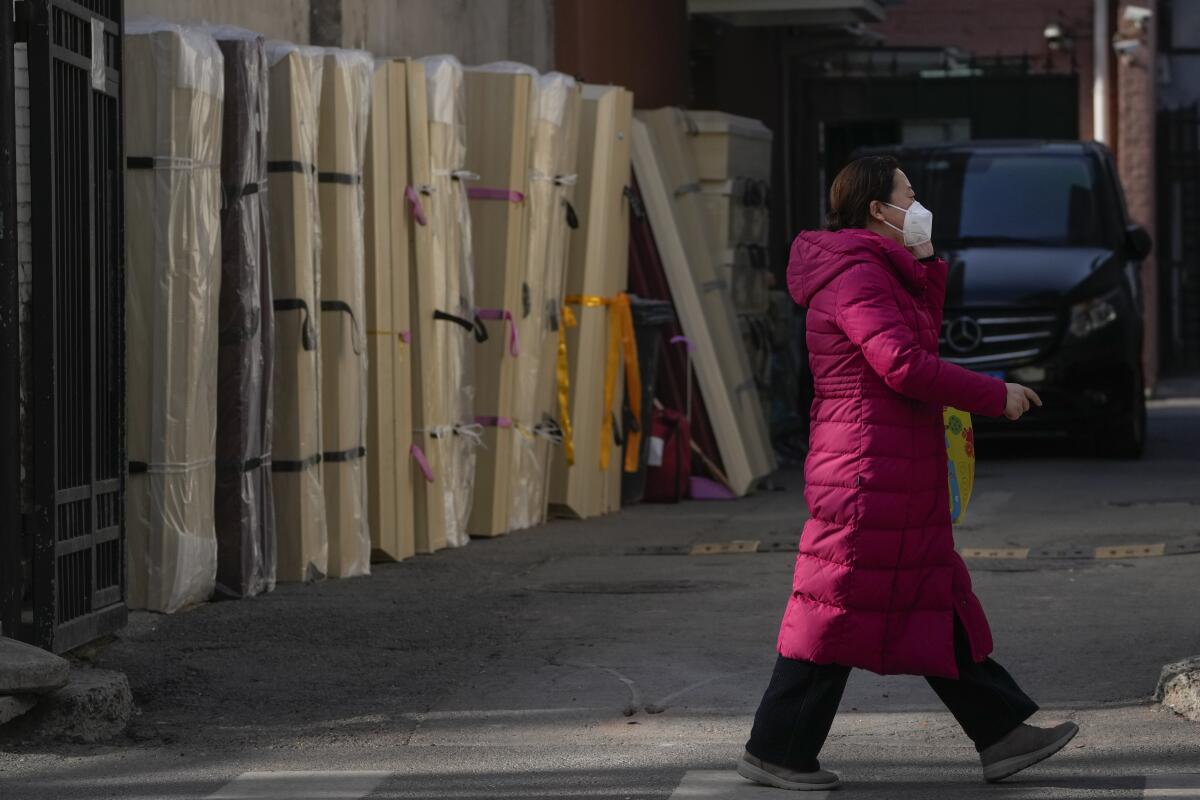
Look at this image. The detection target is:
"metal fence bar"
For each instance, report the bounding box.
[1,0,22,637]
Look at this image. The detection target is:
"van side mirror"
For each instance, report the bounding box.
[1126,224,1152,260]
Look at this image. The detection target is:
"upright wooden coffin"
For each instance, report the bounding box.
[404,58,449,554]
[265,43,328,582]
[213,28,276,599]
[510,72,582,531]
[124,22,224,612]
[318,49,373,578]
[364,59,416,562]
[632,109,775,496]
[463,64,533,538]
[687,111,773,183]
[549,85,634,519]
[416,55,477,549]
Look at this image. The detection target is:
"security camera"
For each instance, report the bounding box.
[1123,5,1153,29]
[1043,22,1072,50]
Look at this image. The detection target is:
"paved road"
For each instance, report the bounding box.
[1,393,1198,798]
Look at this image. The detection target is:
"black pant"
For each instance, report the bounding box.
[746,617,1039,772]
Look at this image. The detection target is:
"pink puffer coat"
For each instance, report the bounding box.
[778,229,1008,679]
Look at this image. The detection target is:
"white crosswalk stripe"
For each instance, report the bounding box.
[206,771,391,800]
[1145,774,1200,798]
[669,770,831,799]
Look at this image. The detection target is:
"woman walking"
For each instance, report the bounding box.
[738,156,1078,791]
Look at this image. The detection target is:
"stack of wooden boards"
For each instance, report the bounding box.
[211,27,276,600]
[125,21,225,612]
[631,108,776,497]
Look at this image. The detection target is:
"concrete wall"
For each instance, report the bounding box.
[342,0,553,69]
[124,0,311,42]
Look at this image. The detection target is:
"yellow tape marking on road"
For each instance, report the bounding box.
[690,540,760,556]
[1094,543,1166,559]
[960,547,1030,559]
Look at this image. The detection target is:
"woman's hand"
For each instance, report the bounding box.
[908,241,935,260]
[1004,382,1043,421]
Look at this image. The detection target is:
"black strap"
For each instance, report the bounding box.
[128,460,148,474]
[320,299,363,355]
[318,171,362,186]
[268,160,316,175]
[612,411,625,447]
[323,445,366,464]
[521,282,532,318]
[217,455,271,474]
[126,156,155,170]
[274,298,316,351]
[272,452,323,473]
[434,310,489,343]
[565,200,580,229]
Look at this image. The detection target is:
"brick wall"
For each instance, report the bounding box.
[869,0,1097,139]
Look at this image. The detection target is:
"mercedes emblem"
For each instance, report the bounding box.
[945,316,983,354]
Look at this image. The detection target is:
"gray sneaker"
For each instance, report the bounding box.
[980,721,1079,782]
[736,751,842,791]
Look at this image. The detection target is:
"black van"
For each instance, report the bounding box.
[857,141,1153,457]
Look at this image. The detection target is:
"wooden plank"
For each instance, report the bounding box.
[404,58,449,555]
[510,74,582,532]
[631,110,775,496]
[124,24,223,611]
[318,50,373,578]
[549,85,634,519]
[463,67,533,538]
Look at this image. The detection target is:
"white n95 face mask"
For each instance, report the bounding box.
[884,200,934,247]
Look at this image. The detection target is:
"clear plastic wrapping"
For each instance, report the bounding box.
[509,70,580,531]
[420,54,476,548]
[264,41,329,582]
[317,47,374,577]
[210,27,276,599]
[124,21,224,612]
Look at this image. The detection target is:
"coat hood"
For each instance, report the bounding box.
[787,229,928,308]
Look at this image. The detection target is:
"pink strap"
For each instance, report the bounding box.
[467,187,525,203]
[474,415,513,428]
[409,444,433,482]
[475,308,520,357]
[399,330,412,344]
[405,186,428,226]
[670,335,694,353]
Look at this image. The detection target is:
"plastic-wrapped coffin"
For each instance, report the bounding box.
[403,58,449,554]
[462,63,534,538]
[685,111,773,183]
[209,27,276,600]
[317,49,373,578]
[415,55,477,549]
[124,22,224,612]
[364,59,416,563]
[508,71,582,532]
[549,85,636,520]
[631,109,776,496]
[265,42,328,582]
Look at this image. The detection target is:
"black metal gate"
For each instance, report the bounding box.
[16,0,126,653]
[1157,104,1200,372]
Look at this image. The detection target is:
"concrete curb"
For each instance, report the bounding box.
[0,668,133,744]
[1155,656,1200,722]
[0,636,70,695]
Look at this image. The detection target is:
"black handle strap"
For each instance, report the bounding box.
[434,309,489,343]
[320,299,364,355]
[565,199,580,229]
[323,445,366,464]
[272,452,322,473]
[273,298,316,351]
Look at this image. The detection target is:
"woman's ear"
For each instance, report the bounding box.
[867,200,883,223]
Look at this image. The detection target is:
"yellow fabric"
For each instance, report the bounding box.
[563,293,642,473]
[944,407,975,524]
[556,305,577,466]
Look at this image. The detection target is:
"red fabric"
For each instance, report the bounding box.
[626,177,722,477]
[644,407,691,503]
[778,229,1007,679]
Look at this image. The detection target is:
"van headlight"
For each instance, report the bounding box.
[1068,291,1120,339]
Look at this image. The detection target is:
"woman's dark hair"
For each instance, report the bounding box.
[826,155,900,231]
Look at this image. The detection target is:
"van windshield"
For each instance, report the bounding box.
[908,153,1107,248]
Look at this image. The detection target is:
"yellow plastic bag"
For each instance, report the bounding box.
[944,407,976,524]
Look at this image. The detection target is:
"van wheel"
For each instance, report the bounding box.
[1096,374,1146,459]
